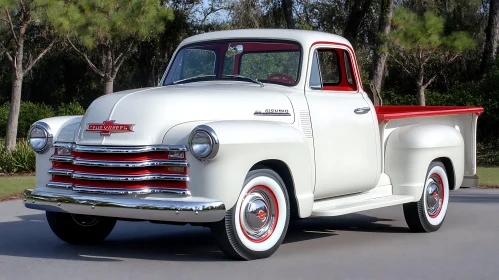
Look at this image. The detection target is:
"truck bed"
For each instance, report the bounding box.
[376,105,484,187]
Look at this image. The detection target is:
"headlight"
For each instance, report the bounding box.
[28,122,52,154]
[188,125,219,161]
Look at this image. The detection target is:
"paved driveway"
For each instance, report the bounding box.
[0,188,498,280]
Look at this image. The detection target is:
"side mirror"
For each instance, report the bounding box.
[226,44,243,57]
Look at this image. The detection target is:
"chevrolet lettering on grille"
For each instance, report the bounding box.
[85,120,135,135]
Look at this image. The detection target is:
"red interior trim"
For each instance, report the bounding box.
[375,106,484,124]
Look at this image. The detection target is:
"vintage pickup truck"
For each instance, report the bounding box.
[24,29,483,260]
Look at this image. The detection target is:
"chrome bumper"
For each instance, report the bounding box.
[23,189,226,223]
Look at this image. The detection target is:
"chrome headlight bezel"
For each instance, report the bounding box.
[28,122,53,154]
[188,125,219,161]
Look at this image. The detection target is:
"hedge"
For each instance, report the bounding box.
[0,101,85,138]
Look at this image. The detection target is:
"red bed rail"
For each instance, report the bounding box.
[375,106,484,124]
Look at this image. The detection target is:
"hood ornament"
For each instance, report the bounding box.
[85,120,135,136]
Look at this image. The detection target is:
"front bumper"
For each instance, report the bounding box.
[23,189,226,223]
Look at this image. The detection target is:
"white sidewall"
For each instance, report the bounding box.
[423,165,449,226]
[234,176,287,252]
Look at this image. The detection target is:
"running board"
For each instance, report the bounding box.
[311,195,414,217]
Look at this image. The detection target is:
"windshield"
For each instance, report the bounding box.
[163,40,302,86]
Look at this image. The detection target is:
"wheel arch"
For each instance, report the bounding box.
[435,157,456,190]
[250,160,299,220]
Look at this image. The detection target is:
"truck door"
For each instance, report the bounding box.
[305,44,380,199]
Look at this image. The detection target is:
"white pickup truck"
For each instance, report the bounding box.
[24,29,483,260]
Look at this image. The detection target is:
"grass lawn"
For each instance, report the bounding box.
[0,167,497,201]
[476,166,499,188]
[0,175,35,201]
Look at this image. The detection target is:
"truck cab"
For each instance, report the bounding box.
[24,29,483,260]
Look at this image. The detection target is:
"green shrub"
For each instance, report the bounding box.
[0,102,55,138]
[0,139,35,174]
[0,101,86,138]
[57,102,86,116]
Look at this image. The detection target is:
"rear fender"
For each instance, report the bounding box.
[385,124,464,201]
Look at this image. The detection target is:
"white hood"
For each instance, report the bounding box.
[76,82,295,145]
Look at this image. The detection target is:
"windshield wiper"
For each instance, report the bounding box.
[222,75,264,87]
[172,74,216,85]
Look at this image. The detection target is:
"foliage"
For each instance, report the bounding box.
[387,6,475,105]
[0,101,86,138]
[44,0,175,94]
[52,0,174,49]
[57,101,86,116]
[0,102,54,138]
[0,139,35,173]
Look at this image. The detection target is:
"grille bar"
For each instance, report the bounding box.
[73,145,187,153]
[73,158,189,168]
[48,169,73,176]
[71,172,189,182]
[72,186,191,195]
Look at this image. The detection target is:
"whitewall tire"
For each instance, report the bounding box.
[211,168,290,260]
[403,161,450,232]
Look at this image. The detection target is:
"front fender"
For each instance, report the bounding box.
[163,120,314,217]
[385,124,464,201]
[31,116,83,191]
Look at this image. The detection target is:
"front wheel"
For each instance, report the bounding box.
[211,168,290,260]
[46,211,117,244]
[403,161,450,232]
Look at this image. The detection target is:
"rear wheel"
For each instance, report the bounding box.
[211,168,290,260]
[46,211,117,244]
[403,161,450,232]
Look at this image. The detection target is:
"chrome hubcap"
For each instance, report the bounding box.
[426,175,443,218]
[71,214,100,226]
[240,186,277,241]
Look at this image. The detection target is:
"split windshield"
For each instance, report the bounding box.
[163,40,302,86]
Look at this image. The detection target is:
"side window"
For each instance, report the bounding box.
[317,50,341,85]
[309,51,322,89]
[344,50,354,85]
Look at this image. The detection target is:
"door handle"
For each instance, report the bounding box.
[354,107,371,114]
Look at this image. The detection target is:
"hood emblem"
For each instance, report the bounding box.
[85,120,135,136]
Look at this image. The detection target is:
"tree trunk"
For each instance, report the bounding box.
[481,0,499,78]
[104,77,114,94]
[368,0,394,106]
[5,72,24,151]
[282,0,295,29]
[416,69,425,106]
[343,0,374,50]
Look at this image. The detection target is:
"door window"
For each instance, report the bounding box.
[309,48,357,91]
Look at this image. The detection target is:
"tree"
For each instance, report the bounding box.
[388,7,475,105]
[481,0,499,78]
[56,0,174,95]
[343,0,374,50]
[368,0,394,105]
[282,0,295,29]
[0,0,61,151]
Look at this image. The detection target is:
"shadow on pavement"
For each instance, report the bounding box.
[0,212,407,262]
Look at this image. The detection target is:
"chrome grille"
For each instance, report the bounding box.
[47,142,190,195]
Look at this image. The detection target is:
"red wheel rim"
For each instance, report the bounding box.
[426,173,444,218]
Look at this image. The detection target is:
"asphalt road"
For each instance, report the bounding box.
[1,188,498,280]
